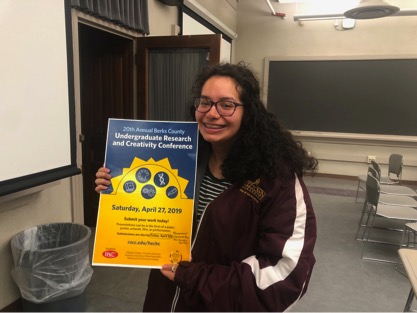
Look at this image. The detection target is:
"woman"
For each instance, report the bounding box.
[95,62,318,311]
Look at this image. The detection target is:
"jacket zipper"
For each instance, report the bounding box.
[170,202,209,312]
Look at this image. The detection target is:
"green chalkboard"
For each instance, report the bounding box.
[267,58,417,136]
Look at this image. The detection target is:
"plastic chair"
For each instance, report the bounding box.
[369,162,417,206]
[395,223,417,276]
[355,156,400,203]
[371,155,403,185]
[355,158,415,203]
[359,173,417,263]
[356,168,417,241]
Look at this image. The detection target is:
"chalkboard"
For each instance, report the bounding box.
[266,57,417,137]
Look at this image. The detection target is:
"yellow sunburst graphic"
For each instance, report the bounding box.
[109,157,189,200]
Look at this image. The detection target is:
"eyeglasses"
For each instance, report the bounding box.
[194,97,244,117]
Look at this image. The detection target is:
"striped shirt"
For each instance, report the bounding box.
[196,168,232,224]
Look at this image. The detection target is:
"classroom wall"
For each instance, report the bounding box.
[235,0,417,181]
[194,0,238,34]
[148,0,178,36]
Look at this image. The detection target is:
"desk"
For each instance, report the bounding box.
[398,249,417,312]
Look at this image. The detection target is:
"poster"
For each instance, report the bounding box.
[92,118,199,268]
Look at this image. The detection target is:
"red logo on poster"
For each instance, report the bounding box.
[102,250,118,258]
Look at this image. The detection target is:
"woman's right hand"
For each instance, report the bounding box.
[95,167,112,193]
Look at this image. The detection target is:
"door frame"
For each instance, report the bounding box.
[70,9,142,224]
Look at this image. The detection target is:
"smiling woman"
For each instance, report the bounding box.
[0,0,80,196]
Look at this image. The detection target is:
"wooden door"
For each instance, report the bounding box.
[79,24,134,226]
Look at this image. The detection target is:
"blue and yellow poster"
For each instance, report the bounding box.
[92,119,199,268]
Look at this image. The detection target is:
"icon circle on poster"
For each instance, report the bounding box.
[154,171,169,187]
[166,186,178,199]
[136,167,151,183]
[123,181,136,193]
[170,250,182,264]
[141,184,156,199]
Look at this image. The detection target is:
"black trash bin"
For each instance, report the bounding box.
[10,223,93,312]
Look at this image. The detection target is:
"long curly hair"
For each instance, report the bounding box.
[189,61,318,183]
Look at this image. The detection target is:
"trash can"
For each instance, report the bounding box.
[10,223,93,312]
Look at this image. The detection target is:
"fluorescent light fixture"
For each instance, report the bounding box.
[294,13,345,21]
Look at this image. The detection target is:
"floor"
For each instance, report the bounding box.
[82,176,415,312]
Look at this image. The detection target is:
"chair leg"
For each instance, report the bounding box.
[361,212,376,259]
[356,202,370,241]
[355,180,364,203]
[403,288,415,312]
[397,225,417,275]
[355,180,360,203]
[396,224,410,276]
[361,213,402,263]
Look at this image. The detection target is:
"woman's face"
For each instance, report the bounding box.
[195,76,244,148]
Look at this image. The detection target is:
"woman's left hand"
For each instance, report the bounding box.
[160,263,177,281]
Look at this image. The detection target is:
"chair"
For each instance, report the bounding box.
[369,163,417,207]
[371,158,416,196]
[388,153,404,183]
[371,155,403,185]
[359,173,417,263]
[355,157,415,203]
[395,222,417,275]
[380,184,417,197]
[355,160,387,203]
[356,169,417,241]
[400,223,417,250]
[378,190,417,208]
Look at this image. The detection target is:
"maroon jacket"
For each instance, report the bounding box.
[143,147,317,312]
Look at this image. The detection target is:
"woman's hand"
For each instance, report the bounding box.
[160,264,177,281]
[95,167,111,193]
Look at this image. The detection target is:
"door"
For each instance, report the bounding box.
[79,24,134,226]
[79,32,220,227]
[136,34,221,119]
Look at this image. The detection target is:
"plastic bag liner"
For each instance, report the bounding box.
[10,223,93,304]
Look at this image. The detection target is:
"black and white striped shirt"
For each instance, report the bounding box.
[196,168,232,224]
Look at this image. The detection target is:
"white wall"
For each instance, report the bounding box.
[235,0,417,181]
[148,0,178,36]
[194,0,238,33]
[182,13,232,63]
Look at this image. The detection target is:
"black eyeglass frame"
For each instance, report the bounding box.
[193,97,244,117]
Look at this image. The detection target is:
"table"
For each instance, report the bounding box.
[398,249,417,312]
